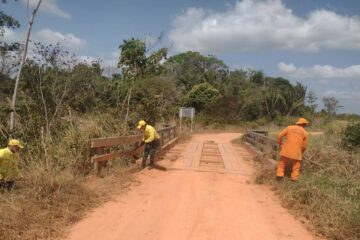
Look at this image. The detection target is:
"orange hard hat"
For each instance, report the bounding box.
[296,118,309,125]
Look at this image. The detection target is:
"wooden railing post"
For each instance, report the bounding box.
[244,130,278,161]
[88,125,178,176]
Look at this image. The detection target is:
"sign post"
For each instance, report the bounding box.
[179,107,195,132]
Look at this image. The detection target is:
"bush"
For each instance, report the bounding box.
[342,122,360,150]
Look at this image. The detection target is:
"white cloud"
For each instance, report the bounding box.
[324,90,360,100]
[277,62,296,74]
[34,28,87,52]
[1,28,22,43]
[169,0,360,53]
[278,62,360,79]
[24,0,70,19]
[1,28,87,53]
[77,55,98,65]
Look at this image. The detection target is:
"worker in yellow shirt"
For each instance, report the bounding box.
[0,139,24,192]
[137,120,160,169]
[276,118,309,181]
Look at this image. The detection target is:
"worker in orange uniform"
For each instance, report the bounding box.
[137,120,160,169]
[276,118,309,181]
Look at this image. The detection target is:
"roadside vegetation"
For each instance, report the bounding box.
[1,5,359,239]
[255,119,360,240]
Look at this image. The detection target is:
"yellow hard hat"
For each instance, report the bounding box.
[8,139,24,149]
[137,120,147,129]
[296,118,309,125]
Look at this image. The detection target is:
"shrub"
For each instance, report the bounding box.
[342,122,360,150]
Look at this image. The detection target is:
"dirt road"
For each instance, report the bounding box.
[65,133,317,240]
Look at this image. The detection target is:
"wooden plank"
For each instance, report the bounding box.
[158,137,178,155]
[90,126,175,148]
[157,126,175,134]
[90,135,142,148]
[92,151,125,162]
[90,125,177,162]
[244,130,280,161]
[91,145,146,162]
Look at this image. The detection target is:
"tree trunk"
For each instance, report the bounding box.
[9,0,42,136]
[123,86,132,134]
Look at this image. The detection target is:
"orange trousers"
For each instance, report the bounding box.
[276,156,301,181]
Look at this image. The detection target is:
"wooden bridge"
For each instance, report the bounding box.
[67,130,316,240]
[88,126,279,176]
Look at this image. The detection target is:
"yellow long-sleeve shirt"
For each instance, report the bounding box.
[0,147,22,181]
[142,125,160,143]
[277,125,309,160]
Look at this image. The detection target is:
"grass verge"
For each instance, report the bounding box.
[0,163,136,240]
[254,133,360,240]
[0,113,138,240]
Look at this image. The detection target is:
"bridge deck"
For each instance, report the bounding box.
[158,133,253,175]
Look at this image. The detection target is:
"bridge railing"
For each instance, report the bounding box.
[243,130,279,160]
[88,126,178,175]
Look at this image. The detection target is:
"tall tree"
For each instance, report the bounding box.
[307,90,318,113]
[185,82,220,111]
[323,97,343,116]
[117,38,167,132]
[282,83,307,116]
[10,0,42,135]
[165,51,228,92]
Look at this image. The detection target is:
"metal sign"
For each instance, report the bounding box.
[179,107,195,132]
[179,107,195,118]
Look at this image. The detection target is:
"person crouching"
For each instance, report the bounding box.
[0,139,24,192]
[137,120,160,169]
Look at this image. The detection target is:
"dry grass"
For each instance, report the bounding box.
[254,133,360,240]
[0,113,138,240]
[0,164,136,240]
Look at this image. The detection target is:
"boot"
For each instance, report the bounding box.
[141,159,146,169]
[148,159,155,169]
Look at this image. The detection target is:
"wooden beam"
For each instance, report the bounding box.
[92,151,125,162]
[90,135,142,148]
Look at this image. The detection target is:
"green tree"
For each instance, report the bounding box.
[132,75,181,125]
[282,83,307,116]
[0,0,20,36]
[261,87,284,120]
[0,0,21,76]
[165,51,228,91]
[185,82,220,111]
[117,38,167,131]
[248,70,265,86]
[9,0,42,135]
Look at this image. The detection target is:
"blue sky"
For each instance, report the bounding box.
[2,0,360,114]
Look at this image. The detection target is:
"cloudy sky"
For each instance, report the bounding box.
[2,0,360,113]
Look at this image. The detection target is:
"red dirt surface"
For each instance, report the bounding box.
[64,133,318,240]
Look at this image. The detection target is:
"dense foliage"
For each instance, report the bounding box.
[342,122,360,150]
[0,38,316,145]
